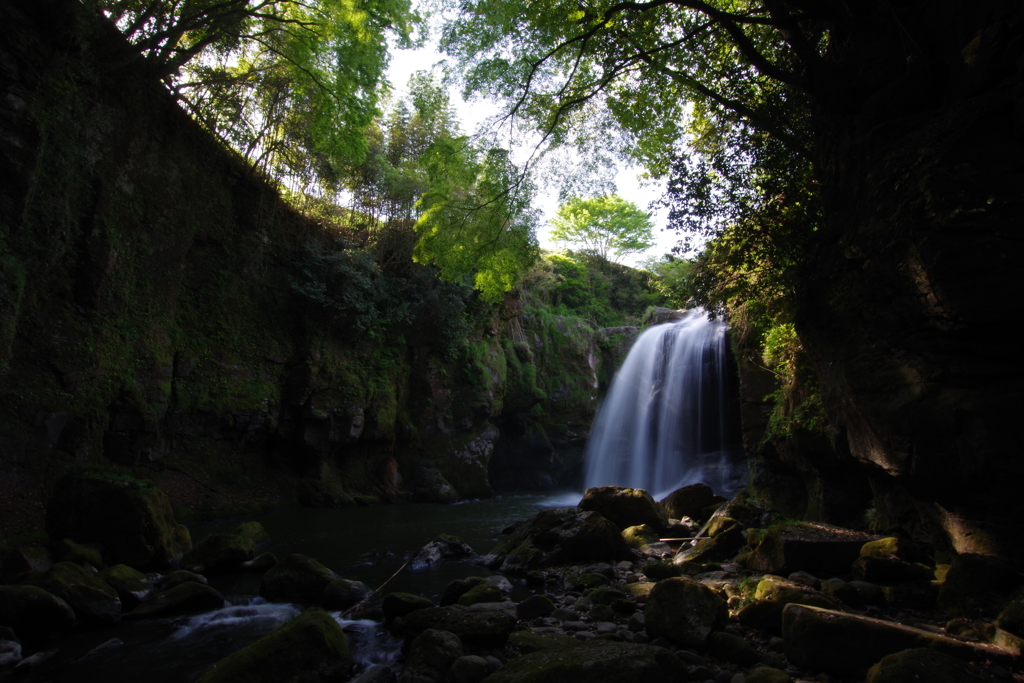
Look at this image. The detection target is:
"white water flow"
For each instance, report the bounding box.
[583,308,746,499]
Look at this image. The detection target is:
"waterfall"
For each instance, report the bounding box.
[583,308,746,499]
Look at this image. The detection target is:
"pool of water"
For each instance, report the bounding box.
[42,492,578,682]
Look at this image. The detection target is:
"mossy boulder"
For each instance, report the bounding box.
[382,592,435,620]
[672,522,745,567]
[441,577,488,607]
[0,547,53,579]
[260,554,340,604]
[322,579,371,610]
[197,608,350,683]
[641,559,684,581]
[479,641,685,683]
[398,628,462,683]
[126,582,224,619]
[621,582,656,602]
[852,556,931,584]
[515,595,556,620]
[644,576,727,647]
[0,585,75,638]
[860,537,921,562]
[18,561,121,625]
[457,582,504,606]
[45,473,191,570]
[183,522,270,574]
[622,524,660,549]
[98,564,151,610]
[480,507,633,573]
[391,605,516,647]
[865,648,991,683]
[996,598,1024,636]
[414,535,475,566]
[578,487,668,531]
[745,668,792,683]
[159,569,208,591]
[507,630,580,654]
[659,483,716,521]
[56,539,105,569]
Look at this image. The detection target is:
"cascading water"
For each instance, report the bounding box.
[583,308,746,499]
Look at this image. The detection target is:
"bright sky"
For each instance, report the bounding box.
[386,45,681,268]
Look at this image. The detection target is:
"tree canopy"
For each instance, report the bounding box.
[549,195,654,263]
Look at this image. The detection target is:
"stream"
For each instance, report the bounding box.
[41,492,575,682]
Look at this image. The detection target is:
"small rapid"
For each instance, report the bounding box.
[583,308,746,499]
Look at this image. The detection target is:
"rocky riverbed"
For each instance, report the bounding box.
[1,479,1022,682]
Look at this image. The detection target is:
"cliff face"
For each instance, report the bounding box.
[793,0,1024,561]
[0,0,609,537]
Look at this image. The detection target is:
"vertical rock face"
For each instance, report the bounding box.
[794,0,1024,561]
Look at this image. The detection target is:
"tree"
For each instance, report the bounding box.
[96,0,419,182]
[549,195,654,263]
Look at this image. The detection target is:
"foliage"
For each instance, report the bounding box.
[522,250,662,327]
[414,143,540,302]
[641,255,695,309]
[756,321,826,442]
[549,195,654,263]
[95,0,419,183]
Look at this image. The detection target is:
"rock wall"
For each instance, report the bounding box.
[0,0,609,537]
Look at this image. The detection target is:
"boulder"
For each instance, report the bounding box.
[507,630,580,654]
[260,554,340,604]
[240,552,278,573]
[414,535,475,566]
[852,556,931,584]
[457,583,503,607]
[0,640,21,669]
[125,582,224,619]
[707,631,760,666]
[480,507,633,573]
[182,522,270,574]
[672,521,745,567]
[383,592,435,620]
[515,595,556,620]
[621,582,656,602]
[158,569,208,591]
[621,525,660,549]
[659,483,716,521]
[98,564,151,610]
[398,628,462,683]
[865,648,992,683]
[736,576,846,633]
[745,668,792,683]
[441,577,488,607]
[45,473,191,570]
[578,487,668,531]
[745,523,877,576]
[391,605,516,647]
[478,641,685,683]
[936,553,1018,617]
[55,539,105,568]
[644,576,727,647]
[860,537,922,562]
[0,585,75,638]
[996,598,1024,636]
[197,609,350,683]
[818,577,866,609]
[0,546,53,579]
[781,604,1011,678]
[448,655,491,683]
[18,561,121,625]
[323,579,372,611]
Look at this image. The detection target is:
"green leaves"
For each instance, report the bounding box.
[549,195,654,263]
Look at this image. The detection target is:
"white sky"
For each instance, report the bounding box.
[386,45,681,268]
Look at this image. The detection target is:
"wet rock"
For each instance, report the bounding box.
[0,585,75,637]
[0,640,21,669]
[860,537,922,563]
[415,535,475,566]
[182,522,270,574]
[622,524,661,549]
[578,487,668,531]
[323,578,371,610]
[785,571,820,590]
[881,582,936,609]
[480,507,633,574]
[852,556,931,584]
[13,648,57,674]
[996,598,1024,636]
[351,664,395,683]
[849,580,886,606]
[744,667,792,683]
[745,522,876,576]
[383,592,435,620]
[622,581,656,601]
[644,576,727,647]
[240,552,279,573]
[126,582,224,619]
[197,608,350,683]
[260,553,340,604]
[640,560,684,581]
[781,603,1011,678]
[98,564,151,610]
[660,483,717,521]
[19,561,121,625]
[159,569,208,591]
[738,575,846,633]
[508,630,580,654]
[448,655,490,683]
[480,641,685,683]
[45,473,191,570]
[392,605,517,647]
[516,595,556,620]
[707,631,760,667]
[399,628,462,683]
[865,648,991,683]
[818,577,864,609]
[72,637,125,664]
[673,521,745,567]
[936,553,1017,617]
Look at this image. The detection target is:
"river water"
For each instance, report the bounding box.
[44,492,573,682]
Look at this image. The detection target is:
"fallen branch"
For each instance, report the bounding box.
[340,556,413,619]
